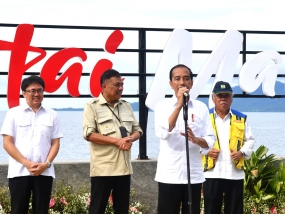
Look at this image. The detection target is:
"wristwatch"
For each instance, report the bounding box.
[46,160,52,168]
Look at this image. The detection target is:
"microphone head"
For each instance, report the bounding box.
[183,92,189,97]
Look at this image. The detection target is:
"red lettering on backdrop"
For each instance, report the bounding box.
[89,30,124,96]
[40,48,87,97]
[0,24,124,108]
[89,59,113,97]
[0,24,46,108]
[105,30,124,54]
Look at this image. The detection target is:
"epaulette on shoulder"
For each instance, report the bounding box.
[231,109,247,118]
[87,98,99,104]
[120,99,128,103]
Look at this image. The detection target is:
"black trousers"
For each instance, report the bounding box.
[90,175,131,214]
[203,178,244,214]
[9,175,53,214]
[157,182,202,214]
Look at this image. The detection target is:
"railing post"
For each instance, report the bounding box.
[138,29,149,160]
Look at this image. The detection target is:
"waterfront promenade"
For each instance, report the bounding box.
[1,157,285,213]
[0,160,158,214]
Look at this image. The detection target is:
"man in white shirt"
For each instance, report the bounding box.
[154,64,215,214]
[0,75,63,214]
[202,81,255,214]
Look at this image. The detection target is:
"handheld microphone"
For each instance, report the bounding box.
[183,92,188,105]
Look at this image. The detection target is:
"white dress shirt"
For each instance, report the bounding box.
[0,103,63,178]
[204,109,255,180]
[154,96,215,184]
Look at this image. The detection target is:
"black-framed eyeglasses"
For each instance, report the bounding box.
[25,89,44,95]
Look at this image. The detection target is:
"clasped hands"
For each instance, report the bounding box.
[117,136,133,151]
[24,160,48,176]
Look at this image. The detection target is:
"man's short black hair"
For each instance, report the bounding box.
[21,75,45,91]
[100,69,121,86]
[169,64,193,81]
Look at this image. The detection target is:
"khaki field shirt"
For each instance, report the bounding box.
[83,93,143,176]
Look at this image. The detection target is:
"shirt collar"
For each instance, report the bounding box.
[98,93,122,106]
[213,108,232,119]
[21,102,44,112]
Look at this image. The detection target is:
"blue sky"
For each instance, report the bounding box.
[0,0,285,110]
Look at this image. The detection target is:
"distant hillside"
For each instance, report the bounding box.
[53,81,285,112]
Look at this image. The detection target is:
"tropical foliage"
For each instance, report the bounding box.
[243,145,285,213]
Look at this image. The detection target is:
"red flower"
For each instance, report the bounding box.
[87,196,91,206]
[49,198,55,208]
[109,195,113,205]
[60,197,68,205]
[270,206,278,214]
[130,206,138,212]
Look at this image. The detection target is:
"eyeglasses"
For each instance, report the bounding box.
[25,89,44,95]
[215,93,232,99]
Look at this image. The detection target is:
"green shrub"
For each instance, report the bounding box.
[243,145,285,213]
[0,180,149,214]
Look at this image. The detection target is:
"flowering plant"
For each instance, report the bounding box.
[0,180,149,214]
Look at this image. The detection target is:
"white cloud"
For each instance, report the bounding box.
[1,0,285,30]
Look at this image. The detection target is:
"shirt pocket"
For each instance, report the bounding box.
[17,120,31,138]
[120,115,134,133]
[232,122,245,140]
[187,114,203,136]
[97,116,116,136]
[40,118,53,138]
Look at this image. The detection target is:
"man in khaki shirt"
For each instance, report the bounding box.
[83,69,143,214]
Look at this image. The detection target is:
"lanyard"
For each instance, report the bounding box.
[106,104,122,124]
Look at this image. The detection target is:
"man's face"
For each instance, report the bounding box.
[212,93,233,113]
[22,83,44,109]
[102,76,124,101]
[169,67,193,96]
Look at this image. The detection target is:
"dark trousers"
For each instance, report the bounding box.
[9,175,53,214]
[157,182,202,214]
[90,175,131,214]
[203,178,244,214]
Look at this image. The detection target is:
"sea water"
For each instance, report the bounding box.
[0,111,284,162]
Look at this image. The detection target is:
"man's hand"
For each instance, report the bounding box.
[23,160,47,176]
[230,149,243,161]
[207,148,220,160]
[30,163,48,176]
[116,136,133,151]
[180,126,197,144]
[23,160,38,174]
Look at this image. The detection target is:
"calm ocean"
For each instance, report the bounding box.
[0,111,284,162]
